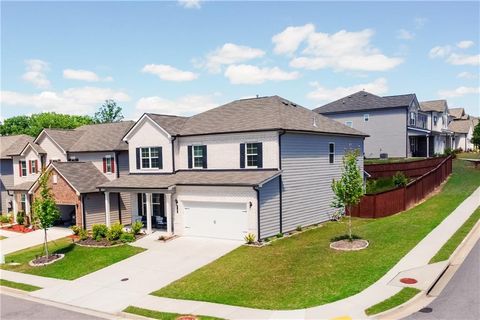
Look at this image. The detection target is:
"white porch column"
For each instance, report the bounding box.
[146,193,152,234]
[165,193,172,234]
[12,193,18,223]
[105,191,111,227]
[426,135,430,158]
[25,194,31,218]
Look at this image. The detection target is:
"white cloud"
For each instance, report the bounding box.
[272,23,315,55]
[438,86,480,98]
[457,40,474,49]
[224,64,300,84]
[0,87,130,115]
[457,71,478,79]
[307,77,388,102]
[397,29,415,40]
[22,59,50,89]
[135,93,221,116]
[273,25,402,72]
[178,0,201,9]
[446,53,480,66]
[63,69,113,82]
[200,43,265,73]
[141,64,198,81]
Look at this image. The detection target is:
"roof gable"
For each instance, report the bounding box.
[0,134,33,159]
[420,100,448,113]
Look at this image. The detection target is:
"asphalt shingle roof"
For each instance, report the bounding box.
[51,162,109,193]
[448,118,479,134]
[146,114,189,136]
[449,108,465,119]
[420,100,448,113]
[176,96,366,137]
[9,181,35,191]
[314,91,416,114]
[98,170,281,189]
[0,135,33,159]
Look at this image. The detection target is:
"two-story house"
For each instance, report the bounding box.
[0,134,33,215]
[448,108,479,151]
[99,96,366,241]
[314,91,430,158]
[419,100,454,155]
[6,122,134,227]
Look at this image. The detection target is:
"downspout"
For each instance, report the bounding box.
[172,136,177,173]
[253,186,260,241]
[405,107,409,157]
[278,130,286,233]
[81,195,87,230]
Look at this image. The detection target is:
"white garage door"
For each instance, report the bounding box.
[183,201,248,240]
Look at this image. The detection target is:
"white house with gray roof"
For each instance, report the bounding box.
[99,96,366,241]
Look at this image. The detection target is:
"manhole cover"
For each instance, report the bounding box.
[419,307,433,313]
[121,278,129,282]
[400,277,418,284]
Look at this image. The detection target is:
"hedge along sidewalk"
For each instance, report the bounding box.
[132,186,480,320]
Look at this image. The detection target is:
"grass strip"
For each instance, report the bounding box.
[123,306,224,320]
[365,287,421,316]
[0,279,42,292]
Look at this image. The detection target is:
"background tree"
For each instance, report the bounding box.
[0,112,93,137]
[472,121,480,149]
[331,149,364,240]
[32,171,60,258]
[93,99,124,123]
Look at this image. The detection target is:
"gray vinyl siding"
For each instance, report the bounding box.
[120,192,132,225]
[259,176,281,238]
[117,151,129,177]
[325,108,407,158]
[83,192,120,229]
[281,133,364,232]
[0,159,14,213]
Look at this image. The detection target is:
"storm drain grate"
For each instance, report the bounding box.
[121,278,129,282]
[419,307,433,313]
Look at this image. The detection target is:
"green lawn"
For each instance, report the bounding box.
[365,287,421,316]
[364,157,426,165]
[430,206,480,263]
[0,279,42,292]
[457,152,480,160]
[123,306,224,320]
[153,159,480,310]
[0,237,145,280]
[366,176,412,194]
[0,236,6,240]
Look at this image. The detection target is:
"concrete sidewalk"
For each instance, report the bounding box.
[0,227,72,255]
[131,186,480,320]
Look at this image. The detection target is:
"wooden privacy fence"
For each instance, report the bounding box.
[365,157,448,179]
[351,156,453,218]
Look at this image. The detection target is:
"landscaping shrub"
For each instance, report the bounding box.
[120,232,135,243]
[106,223,124,241]
[276,232,284,238]
[0,214,10,224]
[330,234,362,242]
[131,221,143,235]
[70,225,81,235]
[78,229,88,240]
[392,171,408,187]
[92,224,108,239]
[16,211,25,225]
[244,233,256,244]
[296,225,303,232]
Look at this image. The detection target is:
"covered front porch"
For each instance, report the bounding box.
[408,127,431,158]
[102,188,175,235]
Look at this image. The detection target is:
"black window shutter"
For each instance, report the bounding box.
[240,143,245,168]
[158,147,163,169]
[187,146,193,169]
[136,148,141,169]
[202,145,208,169]
[256,142,263,168]
[137,193,142,215]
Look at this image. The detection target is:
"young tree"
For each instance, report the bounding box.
[32,171,60,258]
[93,99,124,123]
[331,149,364,240]
[472,121,480,149]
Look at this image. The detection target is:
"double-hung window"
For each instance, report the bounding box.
[19,160,27,177]
[141,147,160,169]
[409,112,416,126]
[329,143,335,164]
[363,114,370,122]
[30,160,37,174]
[20,194,26,212]
[246,143,259,168]
[192,145,207,168]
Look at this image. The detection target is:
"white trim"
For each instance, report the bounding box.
[344,120,353,128]
[245,142,260,168]
[19,142,44,157]
[33,130,67,154]
[123,114,172,142]
[257,171,283,187]
[363,114,369,122]
[140,146,161,169]
[192,145,205,169]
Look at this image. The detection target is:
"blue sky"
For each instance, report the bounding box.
[1,1,479,120]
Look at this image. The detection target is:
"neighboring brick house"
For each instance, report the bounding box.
[6,122,134,227]
[99,96,367,241]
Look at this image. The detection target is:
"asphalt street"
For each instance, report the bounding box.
[404,238,480,320]
[0,294,105,320]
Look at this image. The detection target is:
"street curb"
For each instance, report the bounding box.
[373,209,480,319]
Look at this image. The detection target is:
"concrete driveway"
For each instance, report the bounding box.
[0,227,72,255]
[30,235,241,313]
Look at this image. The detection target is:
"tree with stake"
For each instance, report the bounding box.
[32,171,60,259]
[472,121,480,150]
[331,149,364,240]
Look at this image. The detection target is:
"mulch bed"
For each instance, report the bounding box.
[1,224,34,233]
[29,253,65,267]
[75,234,145,248]
[330,239,369,251]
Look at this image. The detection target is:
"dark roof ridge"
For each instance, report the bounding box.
[146,113,188,119]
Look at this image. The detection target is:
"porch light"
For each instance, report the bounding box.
[249,201,253,208]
